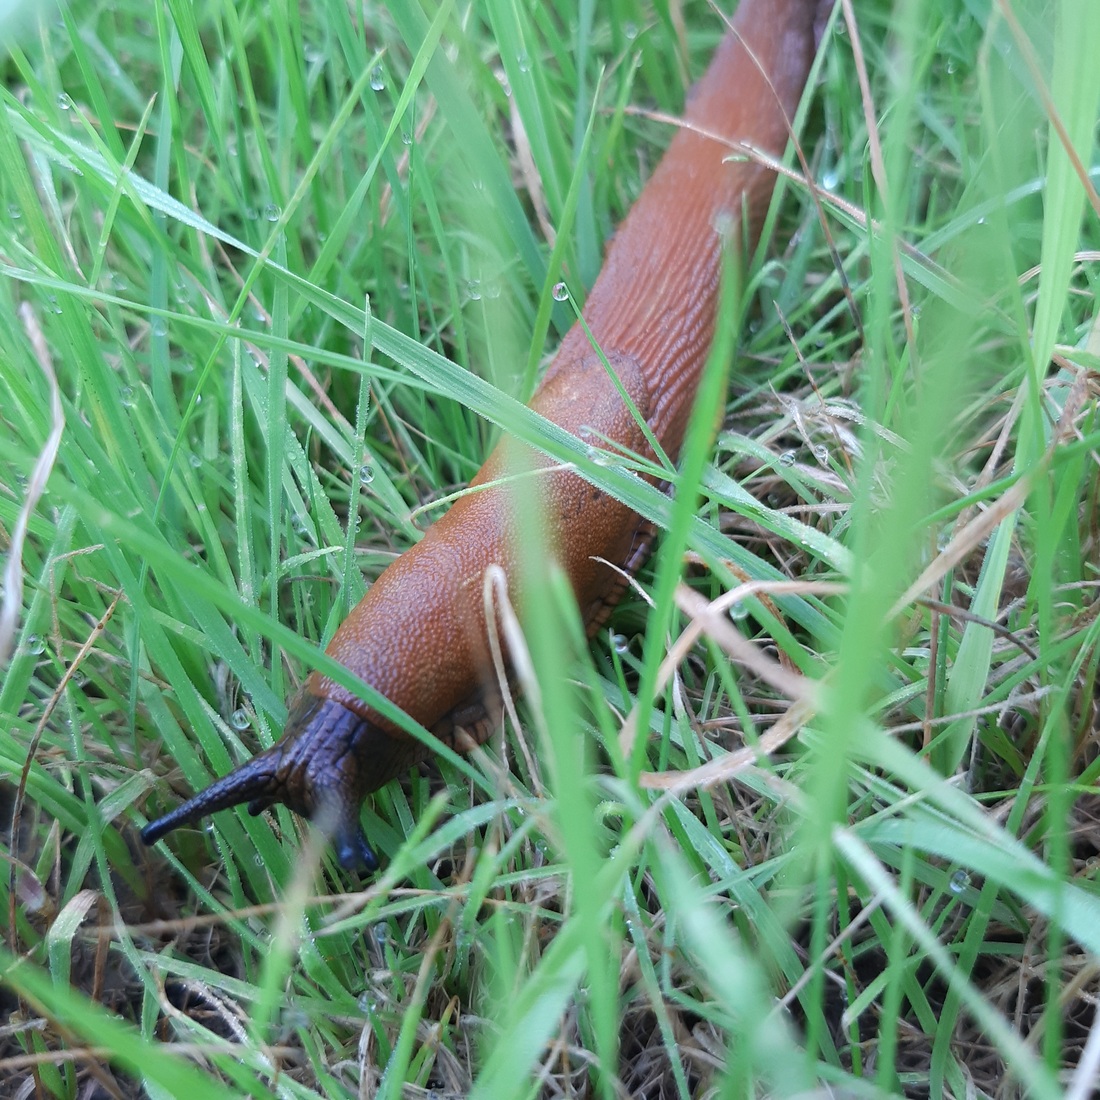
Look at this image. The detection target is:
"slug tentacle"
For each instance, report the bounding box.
[139,748,285,847]
[142,690,386,869]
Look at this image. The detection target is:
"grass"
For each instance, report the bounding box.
[2,0,1100,1096]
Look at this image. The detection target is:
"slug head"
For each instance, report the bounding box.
[141,691,395,872]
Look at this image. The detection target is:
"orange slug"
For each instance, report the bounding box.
[142,0,827,869]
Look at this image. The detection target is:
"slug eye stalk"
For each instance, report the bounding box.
[141,692,385,872]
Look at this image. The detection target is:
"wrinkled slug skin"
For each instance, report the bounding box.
[140,0,825,870]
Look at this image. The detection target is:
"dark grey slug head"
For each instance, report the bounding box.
[140,691,390,872]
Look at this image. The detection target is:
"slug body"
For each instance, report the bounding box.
[142,0,824,870]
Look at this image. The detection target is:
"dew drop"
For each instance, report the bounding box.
[358,463,375,484]
[57,92,72,110]
[120,385,135,408]
[466,279,482,302]
[812,444,829,463]
[623,21,638,40]
[401,130,412,145]
[19,879,46,914]
[779,450,796,468]
[712,210,735,238]
[369,66,385,91]
[483,280,501,300]
[611,633,630,655]
[551,281,569,302]
[949,869,970,894]
[151,316,168,337]
[516,50,530,73]
[728,601,749,622]
[25,633,46,655]
[188,452,202,468]
[263,202,281,222]
[231,708,251,730]
[7,204,21,220]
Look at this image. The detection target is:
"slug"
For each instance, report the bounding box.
[141,0,825,870]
